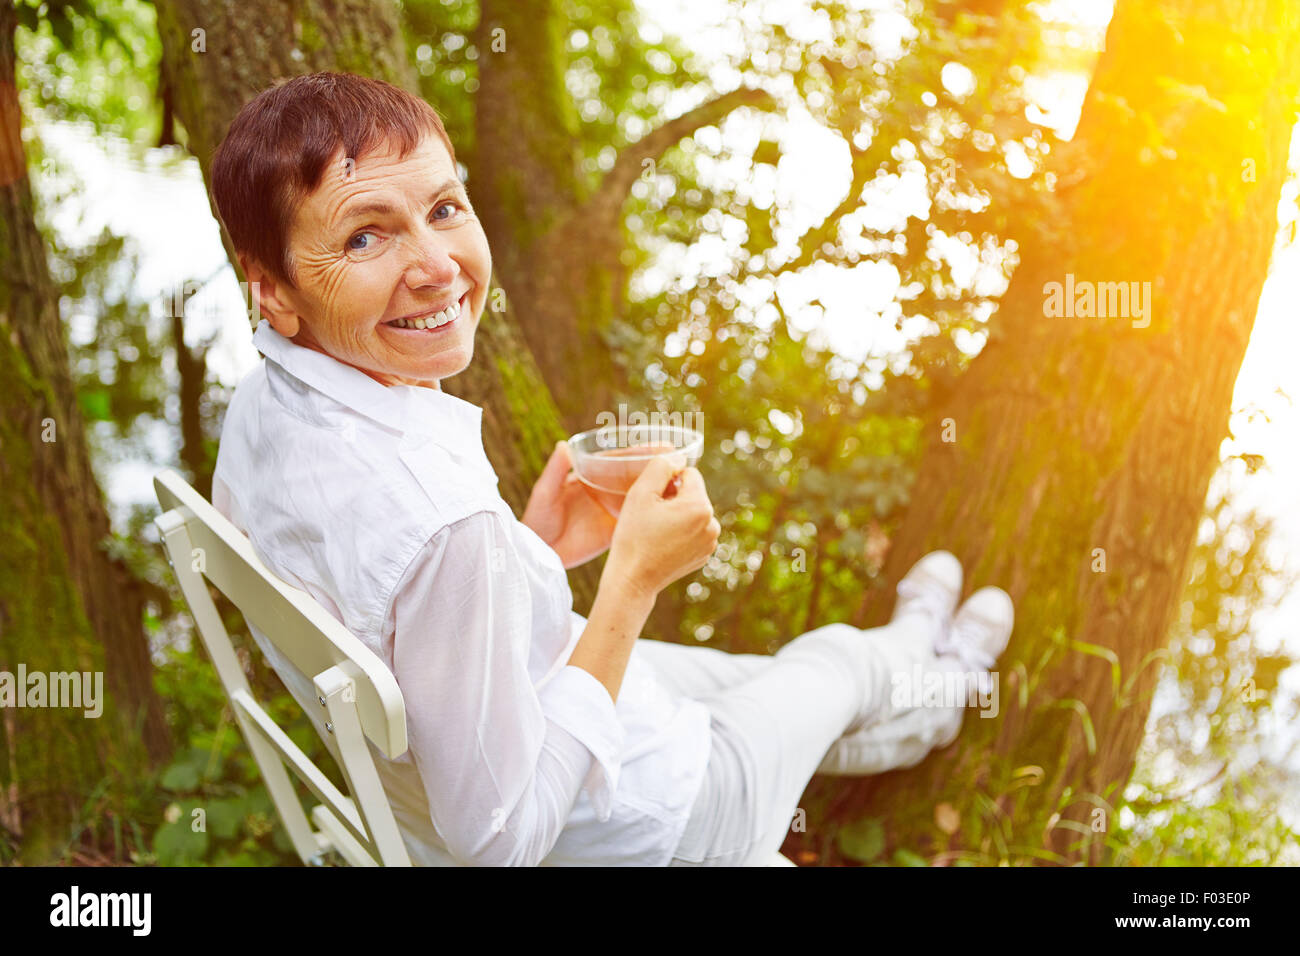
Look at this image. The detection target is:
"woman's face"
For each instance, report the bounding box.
[248,133,492,389]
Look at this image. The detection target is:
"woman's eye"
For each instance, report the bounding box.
[346,231,377,252]
[431,200,463,222]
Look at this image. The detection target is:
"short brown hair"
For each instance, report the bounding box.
[211,72,456,288]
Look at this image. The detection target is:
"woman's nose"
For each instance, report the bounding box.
[401,225,457,288]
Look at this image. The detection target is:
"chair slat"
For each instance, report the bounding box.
[154,469,406,758]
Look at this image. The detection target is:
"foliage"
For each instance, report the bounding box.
[1106,468,1300,866]
[144,640,339,866]
[401,0,481,167]
[401,0,707,196]
[16,0,162,147]
[30,120,226,516]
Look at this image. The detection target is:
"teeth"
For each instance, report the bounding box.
[389,297,463,330]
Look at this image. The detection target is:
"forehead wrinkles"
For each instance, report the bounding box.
[320,179,394,229]
[320,144,454,229]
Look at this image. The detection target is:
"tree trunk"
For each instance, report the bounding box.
[469,0,625,432]
[799,0,1300,865]
[0,0,171,863]
[172,311,211,500]
[153,0,606,608]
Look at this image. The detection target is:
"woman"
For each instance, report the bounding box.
[208,72,1013,866]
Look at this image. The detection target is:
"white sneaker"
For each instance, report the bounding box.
[937,586,1014,673]
[890,550,963,636]
[818,578,1013,777]
[842,551,963,734]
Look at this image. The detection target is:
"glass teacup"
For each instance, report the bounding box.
[567,424,703,517]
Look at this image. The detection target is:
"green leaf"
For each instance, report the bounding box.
[205,798,244,840]
[212,849,260,867]
[1065,637,1121,699]
[153,817,209,865]
[271,823,295,855]
[892,848,928,867]
[78,389,112,422]
[242,787,275,817]
[1053,698,1098,755]
[158,746,210,791]
[15,2,40,33]
[835,816,885,863]
[159,760,201,792]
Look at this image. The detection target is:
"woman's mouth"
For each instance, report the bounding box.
[382,291,468,334]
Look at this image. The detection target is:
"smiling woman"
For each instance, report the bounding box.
[203,72,729,867]
[210,73,491,389]
[200,71,994,869]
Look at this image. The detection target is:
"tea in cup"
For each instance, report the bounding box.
[567,424,703,517]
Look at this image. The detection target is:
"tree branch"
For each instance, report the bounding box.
[767,143,877,280]
[583,85,778,225]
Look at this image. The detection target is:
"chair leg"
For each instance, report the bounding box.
[311,804,378,867]
[229,704,324,864]
[315,666,412,866]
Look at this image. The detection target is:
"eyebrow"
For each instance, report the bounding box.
[335,178,466,226]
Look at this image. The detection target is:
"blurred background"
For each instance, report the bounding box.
[2,0,1297,866]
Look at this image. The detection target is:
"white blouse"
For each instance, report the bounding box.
[212,320,712,866]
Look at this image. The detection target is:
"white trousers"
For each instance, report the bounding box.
[635,621,926,866]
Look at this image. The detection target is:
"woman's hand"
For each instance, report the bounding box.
[522,441,618,569]
[601,454,720,602]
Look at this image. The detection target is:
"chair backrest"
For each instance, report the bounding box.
[153,468,412,866]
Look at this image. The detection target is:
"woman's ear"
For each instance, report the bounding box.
[240,255,302,338]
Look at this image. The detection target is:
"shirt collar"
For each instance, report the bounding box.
[252,319,485,453]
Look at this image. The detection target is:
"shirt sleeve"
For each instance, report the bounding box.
[387,509,624,867]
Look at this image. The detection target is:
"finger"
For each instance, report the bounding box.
[674,466,709,501]
[537,440,573,488]
[628,452,687,498]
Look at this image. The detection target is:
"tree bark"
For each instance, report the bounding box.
[798,0,1300,865]
[172,311,211,500]
[0,0,171,863]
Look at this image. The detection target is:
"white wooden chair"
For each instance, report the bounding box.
[153,467,796,867]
